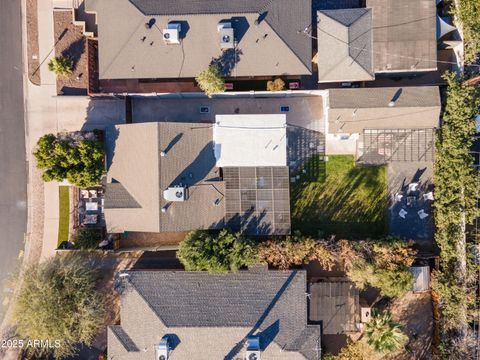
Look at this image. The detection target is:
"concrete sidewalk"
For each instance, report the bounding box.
[41,182,60,261]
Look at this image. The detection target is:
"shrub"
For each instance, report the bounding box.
[177,230,257,272]
[48,56,73,77]
[346,259,375,290]
[73,228,102,250]
[266,78,285,91]
[13,256,105,359]
[329,341,373,360]
[257,232,336,270]
[195,65,225,97]
[346,239,416,298]
[34,133,104,187]
[365,310,408,353]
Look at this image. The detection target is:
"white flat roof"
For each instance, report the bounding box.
[214,114,287,167]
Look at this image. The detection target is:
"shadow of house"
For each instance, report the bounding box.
[224,271,298,360]
[170,141,217,187]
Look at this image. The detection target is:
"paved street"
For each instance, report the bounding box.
[0,0,28,321]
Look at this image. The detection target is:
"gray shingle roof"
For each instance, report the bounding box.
[317,9,374,82]
[110,325,139,352]
[86,0,312,79]
[112,270,320,359]
[121,271,319,351]
[104,183,141,209]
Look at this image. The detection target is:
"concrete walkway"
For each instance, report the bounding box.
[25,0,126,261]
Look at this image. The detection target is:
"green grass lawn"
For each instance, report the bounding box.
[58,186,70,247]
[291,155,387,239]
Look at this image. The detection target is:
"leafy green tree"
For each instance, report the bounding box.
[325,341,373,360]
[365,311,408,353]
[73,228,102,250]
[346,239,416,298]
[34,133,104,187]
[195,65,225,97]
[453,0,480,63]
[48,56,73,77]
[13,256,105,359]
[433,72,480,355]
[177,230,257,272]
[371,268,414,298]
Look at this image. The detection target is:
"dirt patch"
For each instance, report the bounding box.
[53,10,88,95]
[387,291,434,360]
[26,0,40,85]
[120,231,187,250]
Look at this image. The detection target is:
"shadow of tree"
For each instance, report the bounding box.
[211,48,243,76]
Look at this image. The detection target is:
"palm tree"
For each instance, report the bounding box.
[365,310,408,353]
[48,56,73,77]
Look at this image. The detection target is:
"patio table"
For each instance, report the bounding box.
[86,201,98,211]
[84,214,98,225]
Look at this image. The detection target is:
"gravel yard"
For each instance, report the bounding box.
[53,10,88,95]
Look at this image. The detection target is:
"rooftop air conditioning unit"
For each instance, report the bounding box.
[155,338,169,360]
[163,23,181,44]
[163,186,186,202]
[245,336,261,360]
[218,21,234,49]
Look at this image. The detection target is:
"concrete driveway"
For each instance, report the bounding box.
[132,94,326,170]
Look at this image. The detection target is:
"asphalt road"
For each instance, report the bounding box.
[0,0,28,322]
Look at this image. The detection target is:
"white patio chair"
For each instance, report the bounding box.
[423,192,434,201]
[399,209,408,219]
[418,209,429,219]
[394,192,403,202]
[408,182,419,192]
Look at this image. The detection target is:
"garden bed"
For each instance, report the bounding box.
[27,0,40,85]
[58,186,70,247]
[53,10,88,95]
[291,155,388,238]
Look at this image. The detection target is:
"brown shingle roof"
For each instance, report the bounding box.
[104,122,225,233]
[86,0,312,79]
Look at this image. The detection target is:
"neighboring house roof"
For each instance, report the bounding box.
[309,281,360,334]
[104,122,225,233]
[214,114,287,167]
[85,0,312,79]
[328,86,441,133]
[367,0,437,73]
[317,9,374,83]
[109,270,320,359]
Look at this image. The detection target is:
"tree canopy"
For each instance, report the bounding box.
[195,65,225,97]
[177,229,257,272]
[13,256,105,359]
[34,133,105,187]
[432,72,480,357]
